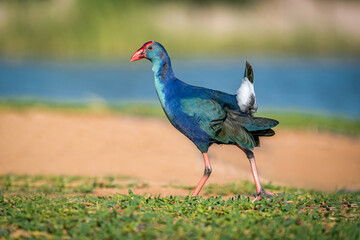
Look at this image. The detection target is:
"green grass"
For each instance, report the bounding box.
[0,174,148,195]
[204,181,286,196]
[1,99,359,136]
[0,180,359,239]
[0,99,164,117]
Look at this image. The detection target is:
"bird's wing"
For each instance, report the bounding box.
[180,98,257,149]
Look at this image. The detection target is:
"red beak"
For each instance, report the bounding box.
[130,48,146,62]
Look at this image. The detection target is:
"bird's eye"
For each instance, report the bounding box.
[148,46,153,50]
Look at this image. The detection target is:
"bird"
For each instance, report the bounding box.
[130,41,279,201]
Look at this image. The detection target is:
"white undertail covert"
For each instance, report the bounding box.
[236,74,258,115]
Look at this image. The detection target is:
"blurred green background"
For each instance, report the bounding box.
[1,0,359,59]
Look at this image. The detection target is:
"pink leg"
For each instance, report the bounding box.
[191,153,212,196]
[237,145,277,202]
[249,156,262,194]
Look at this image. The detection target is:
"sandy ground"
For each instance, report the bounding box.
[0,111,359,195]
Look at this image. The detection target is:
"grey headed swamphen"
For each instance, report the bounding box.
[130,41,279,201]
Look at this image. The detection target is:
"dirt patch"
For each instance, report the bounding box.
[0,111,359,194]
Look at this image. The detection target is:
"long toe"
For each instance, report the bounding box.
[252,189,279,202]
[252,195,263,203]
[263,190,279,198]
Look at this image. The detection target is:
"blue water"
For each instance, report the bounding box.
[0,57,359,118]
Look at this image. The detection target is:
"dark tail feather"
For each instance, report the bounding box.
[251,129,275,137]
[244,61,254,83]
[251,129,275,147]
[226,109,279,131]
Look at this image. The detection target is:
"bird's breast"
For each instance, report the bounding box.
[154,76,177,120]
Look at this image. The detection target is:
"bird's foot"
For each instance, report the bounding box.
[252,189,278,203]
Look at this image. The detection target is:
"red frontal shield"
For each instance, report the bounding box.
[130,41,154,62]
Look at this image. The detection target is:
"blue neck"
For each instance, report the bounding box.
[151,54,175,80]
[151,55,175,109]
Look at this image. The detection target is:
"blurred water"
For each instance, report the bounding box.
[0,57,359,118]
